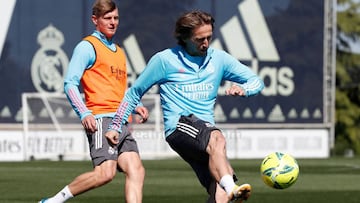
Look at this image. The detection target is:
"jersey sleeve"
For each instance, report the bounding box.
[64,41,95,120]
[221,51,264,97]
[109,53,166,132]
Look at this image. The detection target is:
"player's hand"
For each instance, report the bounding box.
[105,130,120,145]
[134,106,149,123]
[225,84,246,96]
[81,115,97,133]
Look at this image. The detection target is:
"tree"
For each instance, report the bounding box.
[336,0,360,155]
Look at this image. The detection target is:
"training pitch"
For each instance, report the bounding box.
[0,157,359,203]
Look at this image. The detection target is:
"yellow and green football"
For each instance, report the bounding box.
[260,152,299,189]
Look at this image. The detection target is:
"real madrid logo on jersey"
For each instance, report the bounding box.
[31,24,69,93]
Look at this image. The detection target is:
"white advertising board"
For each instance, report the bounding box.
[0,129,329,161]
[224,129,329,159]
[0,131,24,161]
[24,131,89,161]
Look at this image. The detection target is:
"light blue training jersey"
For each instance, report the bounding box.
[110,45,264,137]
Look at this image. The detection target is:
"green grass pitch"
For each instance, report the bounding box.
[0,157,360,202]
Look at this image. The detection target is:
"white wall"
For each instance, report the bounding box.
[0,129,329,161]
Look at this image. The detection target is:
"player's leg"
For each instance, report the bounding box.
[207,130,251,202]
[186,147,243,203]
[207,130,233,181]
[67,160,117,195]
[166,115,228,202]
[66,117,119,195]
[214,182,229,203]
[117,124,145,203]
[118,151,144,203]
[172,114,251,201]
[187,161,228,203]
[39,159,118,203]
[39,117,119,203]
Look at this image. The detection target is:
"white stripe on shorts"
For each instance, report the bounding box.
[177,122,199,138]
[95,118,102,149]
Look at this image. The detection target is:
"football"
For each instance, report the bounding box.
[260,152,299,189]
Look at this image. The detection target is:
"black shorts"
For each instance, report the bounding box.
[166,114,219,192]
[87,117,139,167]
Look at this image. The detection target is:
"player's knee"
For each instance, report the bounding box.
[99,171,116,185]
[94,168,116,186]
[137,164,145,179]
[210,131,226,148]
[127,162,145,180]
[119,152,145,177]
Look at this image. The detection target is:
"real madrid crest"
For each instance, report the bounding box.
[31,24,69,93]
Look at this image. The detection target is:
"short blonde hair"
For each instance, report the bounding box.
[92,0,117,17]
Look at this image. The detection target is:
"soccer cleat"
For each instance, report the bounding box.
[229,183,252,203]
[38,198,48,203]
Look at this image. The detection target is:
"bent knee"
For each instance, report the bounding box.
[207,131,226,153]
[103,170,117,181]
[210,131,226,146]
[94,165,117,186]
[96,171,116,186]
